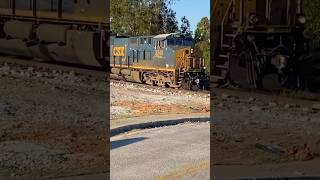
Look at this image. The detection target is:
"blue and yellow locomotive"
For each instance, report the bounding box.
[110,33,208,90]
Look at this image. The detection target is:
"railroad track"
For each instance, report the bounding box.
[210,77,320,102]
[111,79,210,97]
[0,56,210,95]
[2,56,318,101]
[0,56,320,101]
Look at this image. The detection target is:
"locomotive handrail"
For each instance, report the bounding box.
[221,0,234,48]
[212,0,219,20]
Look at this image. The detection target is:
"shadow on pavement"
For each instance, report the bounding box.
[111,137,148,150]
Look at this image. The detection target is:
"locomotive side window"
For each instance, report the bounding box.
[160,40,165,48]
[148,37,152,45]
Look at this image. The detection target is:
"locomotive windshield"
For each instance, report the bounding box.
[153,33,194,48]
[167,38,194,47]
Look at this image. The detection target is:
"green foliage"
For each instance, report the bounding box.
[163,8,179,33]
[180,16,193,38]
[110,0,179,36]
[304,0,320,34]
[194,17,210,75]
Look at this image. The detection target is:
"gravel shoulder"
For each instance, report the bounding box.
[110,81,210,120]
[211,86,320,174]
[0,62,108,179]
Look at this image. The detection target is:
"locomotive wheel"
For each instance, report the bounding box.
[182,79,191,90]
[157,82,166,87]
[191,84,199,91]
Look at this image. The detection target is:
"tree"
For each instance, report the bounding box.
[162,7,179,33]
[180,16,193,38]
[304,0,320,33]
[110,0,179,36]
[194,17,210,75]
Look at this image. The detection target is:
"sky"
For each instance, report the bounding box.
[170,0,210,34]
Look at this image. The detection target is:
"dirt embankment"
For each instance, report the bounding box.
[212,89,320,166]
[110,81,210,120]
[0,62,108,179]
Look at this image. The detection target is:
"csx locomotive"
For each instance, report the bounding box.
[212,0,320,91]
[0,0,108,67]
[111,33,208,90]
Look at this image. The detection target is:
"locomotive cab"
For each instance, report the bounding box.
[153,33,208,90]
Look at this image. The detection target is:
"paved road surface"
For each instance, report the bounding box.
[110,122,210,180]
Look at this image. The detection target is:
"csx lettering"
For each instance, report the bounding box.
[113,47,125,57]
[154,50,163,59]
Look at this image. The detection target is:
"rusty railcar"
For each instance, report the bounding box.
[110,33,208,90]
[212,0,320,90]
[0,0,108,67]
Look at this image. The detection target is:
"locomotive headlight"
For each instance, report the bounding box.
[271,54,288,74]
[191,48,194,54]
[297,15,306,25]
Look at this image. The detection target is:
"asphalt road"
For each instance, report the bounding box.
[110,122,210,180]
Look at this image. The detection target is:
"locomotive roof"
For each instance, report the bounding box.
[153,33,192,40]
[111,33,193,41]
